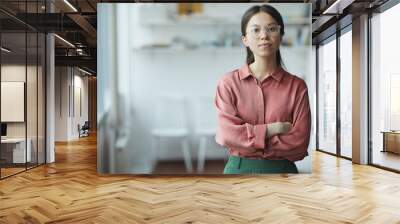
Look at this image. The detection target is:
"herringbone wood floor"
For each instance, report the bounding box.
[1,134,400,223]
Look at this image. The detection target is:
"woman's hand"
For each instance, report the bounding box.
[266,122,292,138]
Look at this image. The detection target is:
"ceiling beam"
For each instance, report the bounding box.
[312,15,335,33]
[55,55,96,71]
[67,13,97,39]
[323,0,356,14]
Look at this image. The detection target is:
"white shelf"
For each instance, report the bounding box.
[284,18,310,26]
[142,19,239,27]
[142,16,309,27]
[132,46,244,54]
[132,45,310,54]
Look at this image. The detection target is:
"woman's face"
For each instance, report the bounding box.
[242,12,282,60]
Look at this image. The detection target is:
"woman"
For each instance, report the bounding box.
[215,4,311,174]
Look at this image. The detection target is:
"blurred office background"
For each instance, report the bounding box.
[97,3,313,174]
[1,0,398,177]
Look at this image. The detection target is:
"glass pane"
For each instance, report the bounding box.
[27,31,38,169]
[371,4,400,171]
[340,30,352,158]
[318,37,337,154]
[1,31,27,177]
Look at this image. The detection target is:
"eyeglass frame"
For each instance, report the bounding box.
[245,24,282,39]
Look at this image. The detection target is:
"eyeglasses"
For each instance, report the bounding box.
[247,25,281,38]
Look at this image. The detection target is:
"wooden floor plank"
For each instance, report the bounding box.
[0,134,400,223]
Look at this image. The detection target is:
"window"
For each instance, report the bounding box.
[317,36,337,154]
[339,29,352,158]
[371,3,400,171]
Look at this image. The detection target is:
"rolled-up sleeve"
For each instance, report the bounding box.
[215,79,267,150]
[266,85,311,160]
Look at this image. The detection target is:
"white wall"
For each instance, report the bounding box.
[1,64,46,164]
[55,67,68,141]
[1,65,36,137]
[55,67,89,141]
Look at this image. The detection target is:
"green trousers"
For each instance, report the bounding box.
[223,155,298,174]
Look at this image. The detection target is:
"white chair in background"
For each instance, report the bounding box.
[150,95,193,173]
[193,96,218,173]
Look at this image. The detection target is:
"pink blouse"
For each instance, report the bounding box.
[215,64,311,161]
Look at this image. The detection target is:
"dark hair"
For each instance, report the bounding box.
[241,4,285,67]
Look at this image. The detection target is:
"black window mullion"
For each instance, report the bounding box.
[367,10,373,165]
[36,0,39,167]
[73,68,75,118]
[336,27,341,157]
[316,44,319,151]
[25,0,28,171]
[44,31,47,164]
